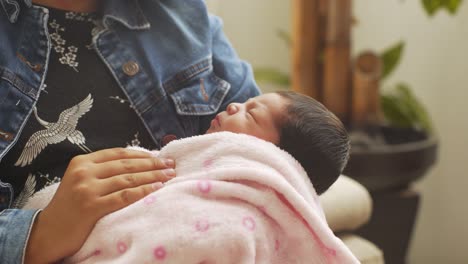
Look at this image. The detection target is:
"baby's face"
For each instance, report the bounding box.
[206,93,287,144]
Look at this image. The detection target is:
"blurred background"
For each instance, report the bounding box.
[207,0,468,263]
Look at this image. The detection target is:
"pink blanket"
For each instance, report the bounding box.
[25,132,359,263]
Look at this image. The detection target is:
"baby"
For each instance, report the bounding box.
[206,91,350,194]
[24,91,357,263]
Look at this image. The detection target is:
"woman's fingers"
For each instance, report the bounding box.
[84,147,154,163]
[98,169,174,195]
[94,157,175,179]
[97,183,162,212]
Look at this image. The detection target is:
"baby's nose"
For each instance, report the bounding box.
[227,103,240,115]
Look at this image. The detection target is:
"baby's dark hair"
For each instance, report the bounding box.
[276,91,350,194]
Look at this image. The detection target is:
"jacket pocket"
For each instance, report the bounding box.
[0,68,36,157]
[162,58,231,116]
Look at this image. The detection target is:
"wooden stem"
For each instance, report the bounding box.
[291,0,320,99]
[322,0,352,122]
[352,51,382,126]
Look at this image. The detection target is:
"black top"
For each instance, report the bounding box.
[0,8,156,207]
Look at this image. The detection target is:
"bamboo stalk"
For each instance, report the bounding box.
[352,51,382,126]
[291,0,320,99]
[316,0,329,101]
[322,0,352,122]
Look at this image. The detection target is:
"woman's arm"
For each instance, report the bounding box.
[23,148,171,263]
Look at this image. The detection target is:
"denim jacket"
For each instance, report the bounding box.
[0,0,260,262]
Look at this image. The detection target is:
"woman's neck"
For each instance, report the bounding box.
[32,0,99,12]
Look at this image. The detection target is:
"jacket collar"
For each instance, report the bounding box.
[1,0,150,30]
[100,0,150,30]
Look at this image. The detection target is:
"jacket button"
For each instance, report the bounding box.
[122,61,140,76]
[162,134,177,146]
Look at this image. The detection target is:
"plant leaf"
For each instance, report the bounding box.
[253,68,291,86]
[444,0,463,14]
[381,94,414,127]
[422,0,463,16]
[422,0,443,16]
[381,83,433,133]
[381,42,405,80]
[395,83,433,132]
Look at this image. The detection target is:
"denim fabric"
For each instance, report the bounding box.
[0,0,260,262]
[0,209,40,264]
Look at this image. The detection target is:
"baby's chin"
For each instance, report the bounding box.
[205,127,216,134]
[206,127,230,134]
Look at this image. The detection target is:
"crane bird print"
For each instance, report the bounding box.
[15,94,93,167]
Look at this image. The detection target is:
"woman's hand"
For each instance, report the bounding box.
[24,148,175,264]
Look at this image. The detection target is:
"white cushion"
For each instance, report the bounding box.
[319,175,372,232]
[340,235,385,264]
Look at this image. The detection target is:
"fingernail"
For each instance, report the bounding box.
[163,159,175,168]
[162,168,175,177]
[152,182,164,190]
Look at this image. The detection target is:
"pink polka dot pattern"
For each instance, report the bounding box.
[144,195,156,205]
[202,158,214,168]
[242,216,256,231]
[197,180,212,194]
[153,246,167,260]
[117,241,127,254]
[195,220,210,232]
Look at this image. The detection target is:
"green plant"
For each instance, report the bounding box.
[422,0,463,16]
[379,42,434,133]
[381,83,433,132]
[253,0,463,134]
[379,0,463,132]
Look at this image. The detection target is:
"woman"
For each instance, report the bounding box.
[0,0,260,262]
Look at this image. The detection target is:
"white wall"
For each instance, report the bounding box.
[207,0,291,92]
[210,1,468,263]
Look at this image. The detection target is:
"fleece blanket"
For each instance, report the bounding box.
[24,132,359,264]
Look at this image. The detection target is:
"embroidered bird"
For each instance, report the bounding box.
[11,173,36,208]
[15,94,93,167]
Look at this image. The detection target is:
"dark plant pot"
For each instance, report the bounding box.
[343,126,438,192]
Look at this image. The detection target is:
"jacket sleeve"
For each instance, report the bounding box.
[198,14,261,133]
[0,209,41,264]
